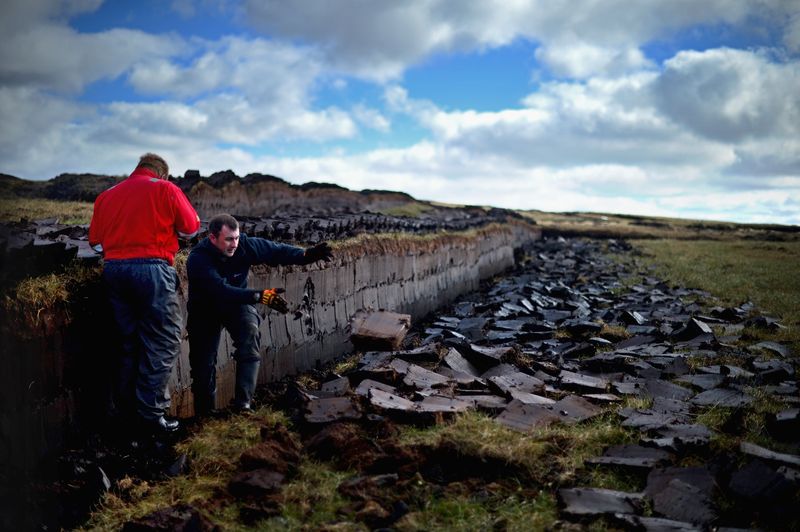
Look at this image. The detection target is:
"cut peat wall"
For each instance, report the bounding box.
[169,223,539,415]
[0,223,539,479]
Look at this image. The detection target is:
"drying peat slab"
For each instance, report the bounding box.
[46,236,798,530]
[279,237,798,530]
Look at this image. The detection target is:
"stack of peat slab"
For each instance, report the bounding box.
[0,208,522,280]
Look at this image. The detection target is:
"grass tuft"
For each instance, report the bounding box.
[2,263,101,329]
[0,197,95,225]
[395,489,557,532]
[82,407,288,531]
[267,460,357,530]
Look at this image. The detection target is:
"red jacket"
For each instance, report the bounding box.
[89,168,200,264]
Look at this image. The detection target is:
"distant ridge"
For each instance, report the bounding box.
[0,170,437,218]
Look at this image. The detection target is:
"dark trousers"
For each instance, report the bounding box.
[188,303,261,414]
[103,259,182,422]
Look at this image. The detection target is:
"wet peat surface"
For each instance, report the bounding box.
[27,237,800,530]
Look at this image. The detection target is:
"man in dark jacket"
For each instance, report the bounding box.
[186,213,333,415]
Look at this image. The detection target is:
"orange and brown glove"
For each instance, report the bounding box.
[260,288,289,313]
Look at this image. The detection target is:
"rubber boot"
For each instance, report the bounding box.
[233,357,260,411]
[193,388,217,417]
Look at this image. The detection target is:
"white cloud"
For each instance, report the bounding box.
[128,37,321,103]
[389,73,733,170]
[655,48,800,143]
[0,1,798,227]
[242,0,475,80]
[352,104,390,132]
[787,10,800,51]
[535,42,652,78]
[247,146,800,224]
[240,0,793,80]
[0,14,363,178]
[0,87,87,176]
[0,0,103,34]
[124,36,361,141]
[0,24,187,93]
[383,47,799,188]
[727,138,800,178]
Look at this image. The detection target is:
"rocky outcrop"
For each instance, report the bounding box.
[180,170,456,218]
[0,172,121,201]
[1,169,456,218]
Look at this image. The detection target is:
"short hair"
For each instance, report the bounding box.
[209,213,239,236]
[137,153,169,178]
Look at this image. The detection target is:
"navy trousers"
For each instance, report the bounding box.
[103,259,182,422]
[187,303,261,414]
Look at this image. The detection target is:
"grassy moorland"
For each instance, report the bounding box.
[633,239,800,351]
[521,209,798,242]
[0,197,94,225]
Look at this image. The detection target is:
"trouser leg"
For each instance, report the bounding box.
[224,305,262,408]
[103,267,139,419]
[136,263,183,421]
[188,309,222,416]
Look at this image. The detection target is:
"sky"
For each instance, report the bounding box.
[1,1,799,225]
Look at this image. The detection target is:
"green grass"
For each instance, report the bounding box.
[632,239,800,352]
[378,201,435,218]
[398,409,637,487]
[84,407,637,531]
[695,385,796,454]
[263,460,358,531]
[0,197,94,225]
[82,408,286,531]
[2,263,102,329]
[627,238,799,454]
[395,490,558,532]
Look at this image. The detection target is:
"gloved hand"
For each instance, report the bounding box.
[304,241,333,264]
[260,288,289,313]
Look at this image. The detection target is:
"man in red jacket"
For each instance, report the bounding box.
[89,153,200,433]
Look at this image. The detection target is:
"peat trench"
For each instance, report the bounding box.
[39,237,799,530]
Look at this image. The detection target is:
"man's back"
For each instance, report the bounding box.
[90,168,198,262]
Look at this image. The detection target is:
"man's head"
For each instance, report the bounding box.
[137,153,169,179]
[208,213,239,257]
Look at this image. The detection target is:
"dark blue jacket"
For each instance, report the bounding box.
[187,233,306,307]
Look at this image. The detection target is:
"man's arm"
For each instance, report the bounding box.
[169,184,201,238]
[88,194,104,251]
[243,234,307,266]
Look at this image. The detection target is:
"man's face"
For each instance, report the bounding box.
[210,225,239,257]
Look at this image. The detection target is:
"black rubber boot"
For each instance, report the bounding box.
[232,358,260,412]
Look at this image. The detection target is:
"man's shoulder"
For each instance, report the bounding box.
[152,178,184,196]
[237,232,262,249]
[187,239,215,266]
[239,233,276,247]
[188,238,211,256]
